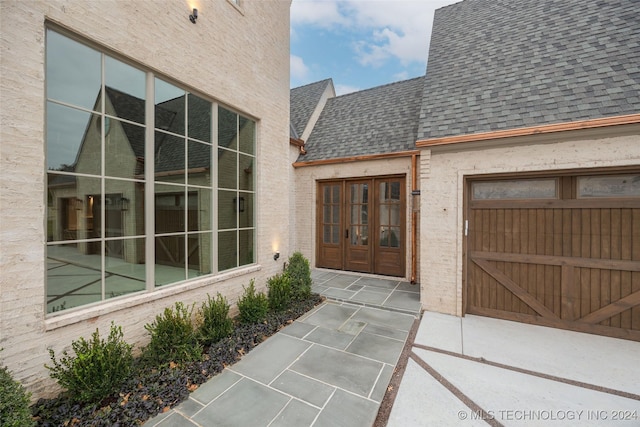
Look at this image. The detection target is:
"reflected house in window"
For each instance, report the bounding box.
[48,85,255,278]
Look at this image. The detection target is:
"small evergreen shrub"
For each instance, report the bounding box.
[285,251,312,300]
[0,352,34,427]
[237,280,269,324]
[142,302,203,366]
[45,323,133,404]
[198,293,234,346]
[267,273,292,312]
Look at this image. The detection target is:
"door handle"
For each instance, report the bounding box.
[345,229,349,238]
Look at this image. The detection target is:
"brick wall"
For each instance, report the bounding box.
[0,0,290,398]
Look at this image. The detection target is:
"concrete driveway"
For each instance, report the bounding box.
[388,311,640,426]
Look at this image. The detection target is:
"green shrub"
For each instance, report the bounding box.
[267,273,292,312]
[198,293,234,346]
[142,302,202,366]
[237,280,269,324]
[45,323,133,404]
[0,352,34,427]
[285,251,312,300]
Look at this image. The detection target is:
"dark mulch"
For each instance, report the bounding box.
[31,294,324,427]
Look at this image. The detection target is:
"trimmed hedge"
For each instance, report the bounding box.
[32,295,323,426]
[0,361,34,427]
[45,323,133,404]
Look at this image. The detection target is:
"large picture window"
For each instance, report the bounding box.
[46,30,256,314]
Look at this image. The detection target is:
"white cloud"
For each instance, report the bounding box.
[335,83,361,95]
[290,0,348,27]
[290,54,310,81]
[393,70,410,81]
[291,0,459,67]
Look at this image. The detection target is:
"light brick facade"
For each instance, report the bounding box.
[0,0,290,398]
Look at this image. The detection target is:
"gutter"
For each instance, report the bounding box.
[416,113,640,147]
[410,153,419,284]
[292,149,420,167]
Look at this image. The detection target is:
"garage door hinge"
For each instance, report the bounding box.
[464,220,469,236]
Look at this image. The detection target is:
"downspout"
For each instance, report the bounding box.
[410,153,419,284]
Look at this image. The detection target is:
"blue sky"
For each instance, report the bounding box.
[290,0,460,95]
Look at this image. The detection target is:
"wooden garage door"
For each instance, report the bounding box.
[466,171,640,341]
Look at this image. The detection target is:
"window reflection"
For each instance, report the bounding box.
[155,78,186,135]
[218,230,237,271]
[239,116,255,155]
[46,30,101,110]
[188,94,211,142]
[46,30,257,311]
[105,118,146,178]
[218,149,237,189]
[218,107,238,150]
[105,56,146,123]
[47,103,98,173]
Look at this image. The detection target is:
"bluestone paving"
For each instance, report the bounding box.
[302,302,359,329]
[352,289,390,305]
[192,379,289,426]
[351,306,416,331]
[312,389,379,427]
[230,333,311,384]
[382,290,421,312]
[290,344,383,397]
[322,287,357,300]
[190,369,242,404]
[304,326,356,350]
[345,332,405,365]
[146,270,418,427]
[271,370,335,408]
[156,412,199,427]
[173,398,204,418]
[362,323,409,341]
[269,398,319,427]
[279,320,316,339]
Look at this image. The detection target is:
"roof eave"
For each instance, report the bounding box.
[417,114,640,148]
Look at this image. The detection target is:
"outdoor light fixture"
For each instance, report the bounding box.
[189,8,198,24]
[120,197,130,211]
[273,252,280,261]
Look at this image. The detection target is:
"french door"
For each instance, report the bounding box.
[317,176,405,277]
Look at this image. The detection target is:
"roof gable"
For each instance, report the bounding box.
[418,0,640,141]
[290,78,334,139]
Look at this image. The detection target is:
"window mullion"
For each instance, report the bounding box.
[100,53,106,302]
[212,103,219,273]
[145,71,155,291]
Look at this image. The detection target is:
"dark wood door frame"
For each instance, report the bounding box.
[317,175,406,277]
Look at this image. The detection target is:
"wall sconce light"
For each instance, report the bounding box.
[74,198,84,210]
[273,252,280,261]
[120,197,130,211]
[189,8,198,24]
[234,196,245,213]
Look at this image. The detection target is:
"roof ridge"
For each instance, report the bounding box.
[291,78,333,92]
[333,76,424,100]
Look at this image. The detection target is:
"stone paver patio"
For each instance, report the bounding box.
[145,269,419,427]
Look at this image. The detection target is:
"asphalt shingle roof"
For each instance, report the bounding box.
[290,78,333,139]
[299,76,425,162]
[418,0,640,140]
